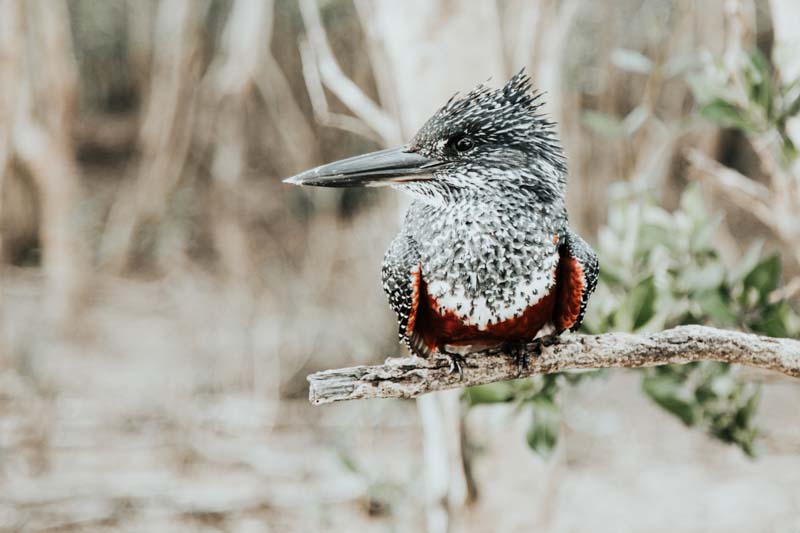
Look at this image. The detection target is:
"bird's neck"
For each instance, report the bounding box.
[410,195,568,259]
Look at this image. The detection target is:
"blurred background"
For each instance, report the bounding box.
[1,0,799,531]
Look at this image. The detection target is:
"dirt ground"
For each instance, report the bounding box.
[1,271,799,533]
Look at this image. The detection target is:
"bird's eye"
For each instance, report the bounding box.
[451,134,474,153]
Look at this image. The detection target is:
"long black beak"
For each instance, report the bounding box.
[283,146,445,188]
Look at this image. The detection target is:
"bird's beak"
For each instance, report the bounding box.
[283,146,445,188]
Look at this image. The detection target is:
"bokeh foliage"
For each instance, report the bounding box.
[466,181,799,458]
[690,49,800,159]
[465,39,800,459]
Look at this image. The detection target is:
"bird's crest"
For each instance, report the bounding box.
[411,69,564,171]
[438,70,546,126]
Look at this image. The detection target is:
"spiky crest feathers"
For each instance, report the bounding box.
[413,70,559,149]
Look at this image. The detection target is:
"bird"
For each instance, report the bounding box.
[285,70,598,374]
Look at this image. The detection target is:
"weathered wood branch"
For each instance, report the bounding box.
[307,325,800,405]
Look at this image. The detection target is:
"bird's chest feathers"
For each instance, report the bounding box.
[418,208,561,330]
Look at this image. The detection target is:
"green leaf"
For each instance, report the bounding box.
[777,86,800,124]
[638,223,672,251]
[560,369,604,385]
[529,374,560,402]
[337,450,360,474]
[687,72,721,105]
[623,105,650,136]
[734,428,760,458]
[690,214,723,252]
[598,265,625,287]
[742,254,781,304]
[681,263,726,293]
[629,275,657,330]
[526,400,560,459]
[698,99,754,132]
[664,54,702,79]
[582,110,626,138]
[707,383,762,458]
[736,387,761,428]
[745,50,774,119]
[679,183,709,224]
[465,382,516,405]
[708,373,736,398]
[642,374,698,426]
[750,302,791,338]
[611,48,654,74]
[696,288,737,326]
[731,240,764,283]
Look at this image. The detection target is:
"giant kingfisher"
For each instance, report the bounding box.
[285,70,599,374]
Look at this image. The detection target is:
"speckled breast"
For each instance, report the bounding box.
[412,267,559,350]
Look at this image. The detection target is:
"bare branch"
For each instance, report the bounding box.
[508,0,543,74]
[0,0,21,202]
[352,0,401,123]
[687,148,800,267]
[298,38,383,143]
[254,0,319,171]
[307,325,800,405]
[9,0,87,322]
[686,149,773,218]
[297,0,401,145]
[100,0,202,273]
[770,276,800,304]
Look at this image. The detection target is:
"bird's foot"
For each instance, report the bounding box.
[504,339,530,376]
[504,334,562,376]
[438,348,467,379]
[537,333,562,349]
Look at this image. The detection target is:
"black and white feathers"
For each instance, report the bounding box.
[381,70,596,350]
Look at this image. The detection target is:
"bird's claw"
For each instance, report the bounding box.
[505,335,561,375]
[504,340,530,376]
[439,350,467,379]
[539,333,561,348]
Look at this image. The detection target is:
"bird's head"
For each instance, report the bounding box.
[285,70,566,206]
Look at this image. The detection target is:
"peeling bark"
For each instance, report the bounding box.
[308,326,800,405]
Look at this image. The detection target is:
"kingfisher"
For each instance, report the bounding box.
[285,70,598,374]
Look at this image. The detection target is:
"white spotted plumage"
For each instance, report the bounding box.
[378,70,599,357]
[426,260,557,330]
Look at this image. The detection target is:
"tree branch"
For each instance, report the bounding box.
[297,38,383,143]
[687,148,800,268]
[307,325,800,405]
[297,0,401,146]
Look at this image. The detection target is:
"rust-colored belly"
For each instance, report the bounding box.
[413,275,557,351]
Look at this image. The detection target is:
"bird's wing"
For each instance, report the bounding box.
[553,229,599,332]
[381,232,430,357]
